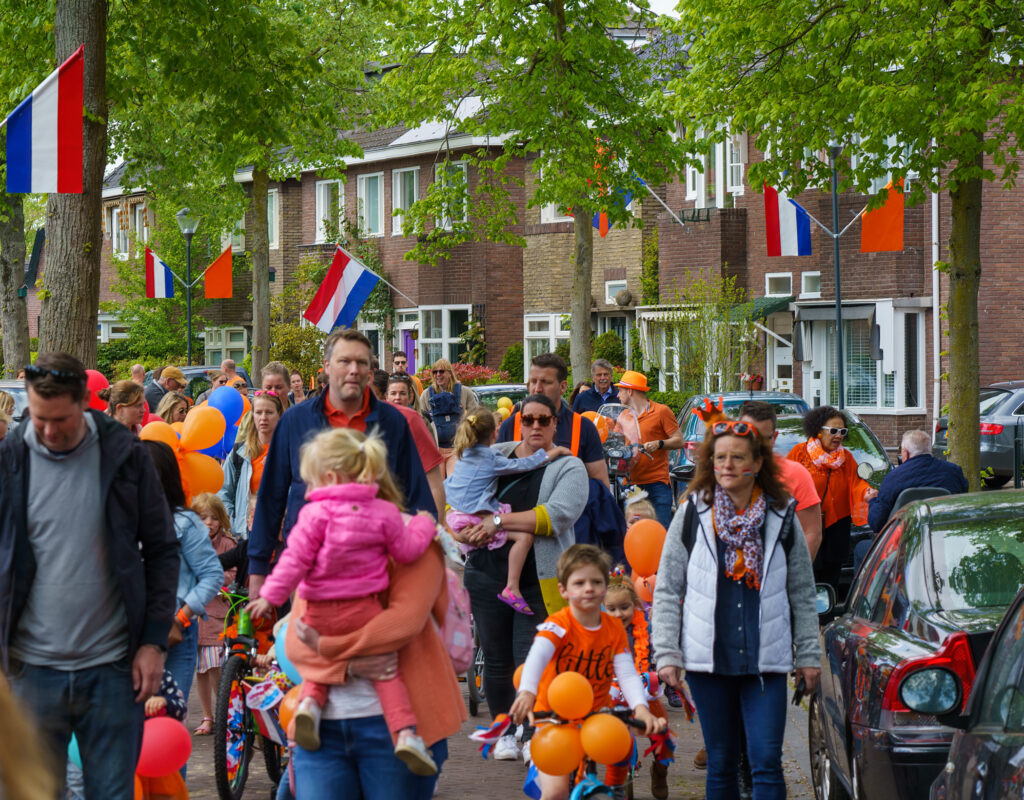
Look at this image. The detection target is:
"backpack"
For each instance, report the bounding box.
[427,382,463,447]
[436,566,474,673]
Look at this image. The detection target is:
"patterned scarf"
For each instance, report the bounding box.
[806,435,846,470]
[712,484,767,590]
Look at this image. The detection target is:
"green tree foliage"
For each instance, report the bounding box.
[664,0,1024,489]
[458,318,487,366]
[376,1,688,384]
[499,343,525,383]
[592,330,626,367]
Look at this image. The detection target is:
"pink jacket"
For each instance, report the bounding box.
[259,483,436,606]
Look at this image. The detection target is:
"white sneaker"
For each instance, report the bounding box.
[292,697,322,751]
[493,734,520,761]
[521,739,531,765]
[395,730,438,776]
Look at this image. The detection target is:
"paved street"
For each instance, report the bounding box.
[185,680,815,799]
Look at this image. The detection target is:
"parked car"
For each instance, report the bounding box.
[0,380,29,421]
[667,390,811,496]
[144,365,253,403]
[471,383,528,411]
[924,578,1024,799]
[933,382,1024,487]
[810,491,1024,800]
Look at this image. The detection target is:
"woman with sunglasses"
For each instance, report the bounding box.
[453,393,588,761]
[785,405,877,588]
[652,418,820,800]
[417,358,480,477]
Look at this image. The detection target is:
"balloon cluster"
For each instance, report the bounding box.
[140,386,245,501]
[625,518,667,601]
[528,671,633,775]
[581,410,609,442]
[496,396,513,420]
[85,370,109,412]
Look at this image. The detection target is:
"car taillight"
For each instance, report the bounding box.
[980,422,1004,435]
[881,632,975,715]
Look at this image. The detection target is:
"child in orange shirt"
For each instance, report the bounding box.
[510,544,666,800]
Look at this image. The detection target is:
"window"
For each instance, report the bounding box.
[204,326,249,365]
[435,162,468,229]
[107,206,130,258]
[357,173,384,237]
[605,280,627,304]
[524,313,570,370]
[541,201,573,224]
[904,313,920,409]
[315,179,343,243]
[267,189,279,250]
[226,217,245,253]
[419,306,471,365]
[765,273,792,297]
[134,205,148,245]
[800,271,821,298]
[851,134,918,195]
[726,130,746,194]
[392,167,419,236]
[849,521,902,621]
[976,596,1024,731]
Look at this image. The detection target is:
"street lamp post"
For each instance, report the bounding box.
[175,208,201,366]
[829,144,845,410]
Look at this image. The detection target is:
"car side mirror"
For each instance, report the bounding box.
[856,461,874,481]
[815,583,836,616]
[900,668,962,718]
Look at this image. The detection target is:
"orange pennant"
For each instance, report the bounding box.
[204,246,233,299]
[860,179,904,253]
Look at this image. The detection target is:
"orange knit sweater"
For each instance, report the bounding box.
[285,543,468,747]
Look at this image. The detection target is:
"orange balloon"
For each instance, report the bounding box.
[513,664,524,690]
[594,415,609,443]
[278,685,302,733]
[633,573,655,604]
[530,723,584,776]
[547,671,594,720]
[140,420,179,450]
[180,451,224,495]
[624,519,667,578]
[580,713,633,765]
[170,421,184,435]
[240,394,251,416]
[582,411,599,422]
[180,404,227,451]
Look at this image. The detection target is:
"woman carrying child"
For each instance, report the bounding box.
[248,427,439,775]
[190,493,237,736]
[444,409,572,614]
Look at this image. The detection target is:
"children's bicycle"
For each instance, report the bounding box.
[213,590,289,800]
[466,619,485,716]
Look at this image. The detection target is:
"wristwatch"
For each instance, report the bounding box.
[658,439,665,450]
[493,514,502,529]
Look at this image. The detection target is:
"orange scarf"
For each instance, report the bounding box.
[630,608,651,673]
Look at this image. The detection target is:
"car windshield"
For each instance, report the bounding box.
[773,417,890,474]
[686,399,810,439]
[980,388,1010,416]
[931,514,1024,611]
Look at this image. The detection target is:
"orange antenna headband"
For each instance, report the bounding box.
[691,396,727,425]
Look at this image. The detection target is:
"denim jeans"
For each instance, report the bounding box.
[686,671,788,800]
[639,481,674,529]
[292,715,448,800]
[9,658,145,800]
[164,618,198,709]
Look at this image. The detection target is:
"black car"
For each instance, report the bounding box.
[933,382,1024,488]
[811,491,1024,800]
[924,581,1024,799]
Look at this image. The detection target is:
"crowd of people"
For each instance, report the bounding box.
[0,337,969,800]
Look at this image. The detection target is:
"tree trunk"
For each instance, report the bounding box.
[250,168,271,380]
[0,193,30,377]
[946,146,983,492]
[40,0,106,366]
[570,209,593,383]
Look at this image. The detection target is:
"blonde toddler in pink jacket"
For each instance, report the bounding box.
[248,426,438,776]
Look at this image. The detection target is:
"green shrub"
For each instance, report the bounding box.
[499,343,524,383]
[592,331,625,368]
[96,341,135,378]
[648,390,689,415]
[554,339,570,363]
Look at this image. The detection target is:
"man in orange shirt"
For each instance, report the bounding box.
[615,371,684,528]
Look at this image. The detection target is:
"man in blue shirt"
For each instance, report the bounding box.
[498,353,609,487]
[571,358,620,413]
[867,429,968,531]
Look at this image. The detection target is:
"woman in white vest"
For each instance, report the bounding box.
[652,418,821,800]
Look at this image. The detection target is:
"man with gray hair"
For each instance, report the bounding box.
[867,429,968,531]
[130,364,145,386]
[571,358,620,413]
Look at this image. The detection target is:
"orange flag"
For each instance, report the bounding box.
[204,246,233,298]
[860,178,904,253]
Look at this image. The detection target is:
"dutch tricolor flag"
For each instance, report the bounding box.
[145,248,176,299]
[303,246,381,333]
[4,46,85,194]
[764,183,812,257]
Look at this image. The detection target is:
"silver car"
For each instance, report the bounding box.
[933,382,1024,488]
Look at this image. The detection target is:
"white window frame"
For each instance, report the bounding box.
[222,217,245,253]
[764,272,793,297]
[356,172,385,238]
[419,305,472,365]
[315,179,344,243]
[133,204,148,245]
[108,206,130,259]
[391,167,420,236]
[435,161,468,230]
[726,130,746,195]
[523,313,570,376]
[800,271,821,299]
[204,326,249,365]
[267,189,279,250]
[685,156,706,207]
[604,280,627,304]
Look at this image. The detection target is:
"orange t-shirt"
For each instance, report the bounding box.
[250,443,270,494]
[534,607,631,713]
[626,401,679,486]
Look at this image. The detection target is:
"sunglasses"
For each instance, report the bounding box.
[432,369,446,375]
[711,420,756,438]
[521,414,554,428]
[24,364,85,384]
[820,426,848,437]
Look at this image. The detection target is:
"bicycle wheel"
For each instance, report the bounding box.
[467,640,485,716]
[263,736,287,786]
[214,654,256,800]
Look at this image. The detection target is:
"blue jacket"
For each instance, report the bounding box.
[573,478,627,565]
[248,389,433,577]
[572,386,620,414]
[173,510,224,618]
[867,454,968,532]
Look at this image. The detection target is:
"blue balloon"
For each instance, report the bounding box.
[209,385,244,427]
[68,734,82,768]
[276,621,303,685]
[199,420,239,461]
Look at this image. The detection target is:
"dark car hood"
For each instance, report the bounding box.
[921,607,1007,634]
